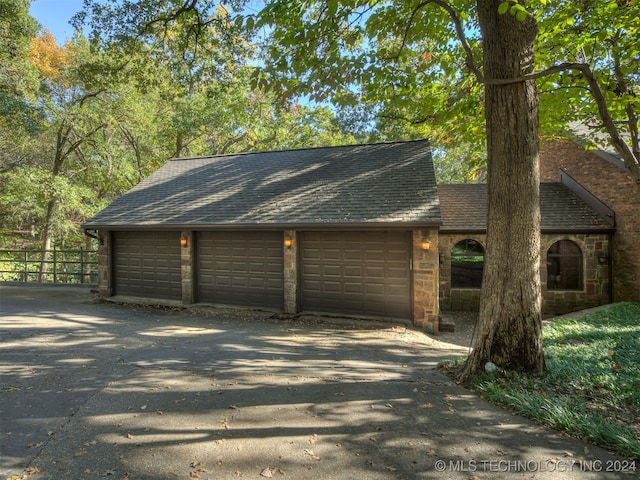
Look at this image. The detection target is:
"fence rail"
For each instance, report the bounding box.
[0,248,98,284]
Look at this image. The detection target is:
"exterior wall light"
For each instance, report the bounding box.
[180,236,188,248]
[598,252,607,264]
[421,240,431,251]
[284,238,293,248]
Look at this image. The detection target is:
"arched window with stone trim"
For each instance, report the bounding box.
[451,239,485,288]
[546,240,583,291]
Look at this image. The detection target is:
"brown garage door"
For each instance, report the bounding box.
[113,231,182,300]
[301,231,412,319]
[196,231,284,309]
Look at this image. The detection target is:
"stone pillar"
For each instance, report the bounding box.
[413,229,439,333]
[181,230,194,305]
[283,230,298,314]
[97,231,112,298]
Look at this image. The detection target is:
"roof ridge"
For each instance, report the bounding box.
[168,138,431,163]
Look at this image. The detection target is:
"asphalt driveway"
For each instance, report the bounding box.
[0,285,633,479]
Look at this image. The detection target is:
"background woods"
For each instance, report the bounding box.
[0,0,358,253]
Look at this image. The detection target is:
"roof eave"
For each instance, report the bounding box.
[82,221,443,232]
[541,227,615,234]
[439,227,614,234]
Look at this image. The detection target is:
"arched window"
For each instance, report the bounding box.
[547,240,583,291]
[451,239,484,288]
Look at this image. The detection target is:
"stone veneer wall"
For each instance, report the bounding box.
[181,230,194,304]
[439,232,611,315]
[97,231,112,298]
[283,230,297,314]
[540,140,640,302]
[413,229,440,333]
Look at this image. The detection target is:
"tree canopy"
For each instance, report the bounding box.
[0,0,356,252]
[252,0,638,182]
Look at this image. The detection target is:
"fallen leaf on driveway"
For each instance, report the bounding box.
[2,385,22,391]
[304,449,320,460]
[260,467,273,477]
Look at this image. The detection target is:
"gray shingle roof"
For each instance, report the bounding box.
[83,139,441,229]
[438,183,614,232]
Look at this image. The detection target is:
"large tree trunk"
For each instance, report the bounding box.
[460,0,545,380]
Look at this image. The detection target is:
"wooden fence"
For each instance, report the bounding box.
[0,248,98,284]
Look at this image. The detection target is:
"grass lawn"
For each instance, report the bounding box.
[443,302,640,460]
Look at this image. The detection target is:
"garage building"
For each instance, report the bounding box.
[83,140,442,331]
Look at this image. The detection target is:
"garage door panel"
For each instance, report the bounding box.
[387,286,408,297]
[303,281,321,293]
[113,231,182,301]
[365,266,384,278]
[388,266,408,277]
[344,250,362,260]
[344,282,363,294]
[366,284,385,295]
[323,281,342,293]
[197,231,284,309]
[301,231,411,319]
[344,266,363,277]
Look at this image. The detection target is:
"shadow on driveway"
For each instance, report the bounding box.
[0,285,630,479]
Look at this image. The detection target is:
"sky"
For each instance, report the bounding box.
[29,0,266,43]
[29,0,86,43]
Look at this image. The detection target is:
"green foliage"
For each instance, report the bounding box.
[0,2,357,251]
[457,303,640,459]
[498,1,528,22]
[536,0,638,146]
[0,0,39,98]
[259,0,487,181]
[0,0,42,146]
[254,0,638,176]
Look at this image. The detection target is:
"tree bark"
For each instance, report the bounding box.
[460,0,545,380]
